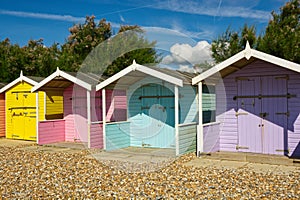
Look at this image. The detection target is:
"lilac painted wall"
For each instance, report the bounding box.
[38,120,65,145]
[213,60,300,157]
[203,123,220,153]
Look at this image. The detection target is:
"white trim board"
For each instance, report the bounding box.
[31,68,92,92]
[192,41,300,85]
[96,60,183,91]
[0,71,38,93]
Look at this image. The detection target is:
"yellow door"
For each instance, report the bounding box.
[24,110,37,141]
[22,91,37,140]
[11,112,24,139]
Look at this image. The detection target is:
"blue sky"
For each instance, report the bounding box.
[0,0,289,71]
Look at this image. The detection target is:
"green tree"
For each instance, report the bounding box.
[103,25,159,76]
[59,16,112,72]
[258,0,300,63]
[211,24,257,63]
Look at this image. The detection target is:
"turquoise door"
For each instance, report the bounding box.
[139,84,175,148]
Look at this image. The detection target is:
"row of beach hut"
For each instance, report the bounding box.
[0,43,300,158]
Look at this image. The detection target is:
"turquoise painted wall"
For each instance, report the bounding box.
[178,123,197,155]
[105,122,130,151]
[179,86,198,124]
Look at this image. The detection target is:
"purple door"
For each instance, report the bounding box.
[237,76,287,155]
[261,76,287,155]
[237,77,262,153]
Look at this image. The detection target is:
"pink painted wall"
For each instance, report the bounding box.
[112,90,127,122]
[90,123,103,148]
[89,89,127,149]
[64,84,88,142]
[38,120,65,145]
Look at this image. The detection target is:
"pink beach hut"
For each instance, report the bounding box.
[31,68,126,148]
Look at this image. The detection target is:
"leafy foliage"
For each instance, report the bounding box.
[257,0,300,63]
[211,24,257,63]
[0,16,159,82]
[212,0,300,64]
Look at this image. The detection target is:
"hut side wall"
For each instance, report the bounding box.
[0,93,5,137]
[179,86,198,124]
[203,123,220,153]
[178,123,197,155]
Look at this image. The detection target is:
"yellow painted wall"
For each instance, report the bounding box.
[45,90,64,120]
[5,81,45,141]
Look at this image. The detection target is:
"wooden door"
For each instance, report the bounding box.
[261,76,287,155]
[237,76,288,155]
[237,77,262,153]
[140,84,175,148]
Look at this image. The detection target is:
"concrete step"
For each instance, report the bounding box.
[206,151,296,166]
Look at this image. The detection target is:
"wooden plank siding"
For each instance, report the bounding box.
[90,89,127,149]
[179,86,198,124]
[0,93,5,137]
[45,90,63,120]
[203,123,220,153]
[106,122,130,150]
[90,122,103,148]
[63,84,88,142]
[178,123,197,154]
[5,81,45,141]
[38,120,65,144]
[213,60,300,157]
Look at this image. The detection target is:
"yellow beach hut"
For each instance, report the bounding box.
[0,71,45,141]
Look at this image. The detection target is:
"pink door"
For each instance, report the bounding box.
[237,76,288,155]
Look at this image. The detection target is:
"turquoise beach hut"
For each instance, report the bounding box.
[96,60,199,156]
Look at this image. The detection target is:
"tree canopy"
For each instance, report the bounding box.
[0,16,160,82]
[257,0,300,63]
[211,0,300,64]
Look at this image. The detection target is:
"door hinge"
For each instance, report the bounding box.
[236,145,249,150]
[275,112,290,117]
[235,112,248,117]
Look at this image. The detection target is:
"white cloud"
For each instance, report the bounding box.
[153,0,271,20]
[0,10,86,22]
[119,14,126,22]
[0,10,120,28]
[162,40,213,65]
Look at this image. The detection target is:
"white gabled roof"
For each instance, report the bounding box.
[31,68,92,92]
[192,41,300,85]
[0,71,39,93]
[96,60,183,91]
